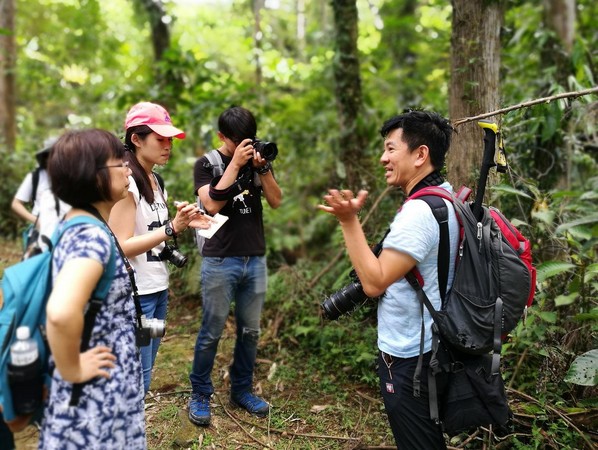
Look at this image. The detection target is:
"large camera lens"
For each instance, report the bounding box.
[159,244,188,268]
[168,249,188,268]
[321,280,369,320]
[252,140,278,161]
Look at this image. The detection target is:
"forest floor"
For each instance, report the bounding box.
[4,237,395,450]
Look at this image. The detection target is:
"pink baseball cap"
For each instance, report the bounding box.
[124,102,186,139]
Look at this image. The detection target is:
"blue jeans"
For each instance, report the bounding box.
[190,256,267,396]
[139,289,168,393]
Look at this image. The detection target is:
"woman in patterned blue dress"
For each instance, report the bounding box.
[38,129,146,449]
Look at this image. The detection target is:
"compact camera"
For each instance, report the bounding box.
[321,241,384,320]
[136,315,166,347]
[252,139,278,162]
[159,244,188,268]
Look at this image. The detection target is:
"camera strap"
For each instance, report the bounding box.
[152,173,180,248]
[81,205,144,331]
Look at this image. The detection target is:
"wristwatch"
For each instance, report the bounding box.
[256,162,272,175]
[164,221,177,238]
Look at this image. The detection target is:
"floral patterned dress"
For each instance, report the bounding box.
[38,222,146,449]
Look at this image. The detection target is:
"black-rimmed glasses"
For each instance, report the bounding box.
[99,161,130,170]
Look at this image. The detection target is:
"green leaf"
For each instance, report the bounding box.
[555,214,598,234]
[531,210,555,225]
[554,292,578,307]
[538,311,557,323]
[490,184,533,199]
[536,261,576,282]
[564,350,598,386]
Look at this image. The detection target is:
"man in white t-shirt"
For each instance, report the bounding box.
[318,110,458,450]
[12,137,71,254]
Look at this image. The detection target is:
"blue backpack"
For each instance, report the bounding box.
[0,216,115,430]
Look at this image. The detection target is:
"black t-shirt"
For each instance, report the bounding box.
[193,151,265,257]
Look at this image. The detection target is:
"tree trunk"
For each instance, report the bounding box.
[296,0,306,59]
[539,0,577,189]
[0,0,17,151]
[544,0,575,55]
[330,0,372,189]
[448,0,503,190]
[136,0,170,62]
[252,0,265,92]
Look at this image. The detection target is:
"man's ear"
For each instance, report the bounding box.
[217,131,225,142]
[414,145,430,168]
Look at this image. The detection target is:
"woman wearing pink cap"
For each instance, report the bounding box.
[109,102,211,394]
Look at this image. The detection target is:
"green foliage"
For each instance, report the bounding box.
[3,1,598,446]
[565,349,598,386]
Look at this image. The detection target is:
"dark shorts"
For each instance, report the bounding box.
[377,351,448,450]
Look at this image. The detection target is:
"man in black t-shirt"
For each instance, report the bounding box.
[188,106,282,426]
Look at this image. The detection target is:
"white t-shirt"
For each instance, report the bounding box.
[14,169,51,216]
[37,189,71,242]
[377,183,460,358]
[15,169,71,249]
[128,176,170,295]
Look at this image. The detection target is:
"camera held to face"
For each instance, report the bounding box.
[159,244,188,268]
[136,315,166,347]
[252,139,278,162]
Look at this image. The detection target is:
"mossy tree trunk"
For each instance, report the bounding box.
[448,0,503,190]
[330,0,373,190]
[0,0,16,151]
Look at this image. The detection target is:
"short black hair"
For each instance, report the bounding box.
[49,129,125,207]
[380,110,454,169]
[218,106,257,145]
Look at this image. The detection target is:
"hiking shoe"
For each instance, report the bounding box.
[230,391,269,417]
[188,393,211,426]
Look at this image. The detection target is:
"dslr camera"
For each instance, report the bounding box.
[159,243,188,268]
[251,139,278,162]
[321,241,384,320]
[136,315,166,347]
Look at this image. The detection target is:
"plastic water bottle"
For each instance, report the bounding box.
[8,326,42,415]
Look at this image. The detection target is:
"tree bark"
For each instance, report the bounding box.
[136,0,170,62]
[543,0,575,55]
[330,0,372,189]
[252,0,265,91]
[448,0,503,190]
[0,0,17,151]
[378,0,419,108]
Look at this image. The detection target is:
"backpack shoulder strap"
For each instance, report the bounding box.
[153,171,165,193]
[56,215,115,300]
[407,187,453,302]
[205,149,224,178]
[31,167,41,206]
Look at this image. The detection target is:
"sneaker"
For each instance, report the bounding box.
[188,393,211,426]
[230,391,269,418]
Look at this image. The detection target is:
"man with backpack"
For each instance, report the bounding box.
[11,137,70,256]
[318,110,458,449]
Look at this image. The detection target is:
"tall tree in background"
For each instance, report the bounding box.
[132,0,182,106]
[536,0,577,188]
[252,0,265,92]
[448,0,503,189]
[135,0,170,62]
[0,0,16,151]
[330,0,372,189]
[378,0,419,109]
